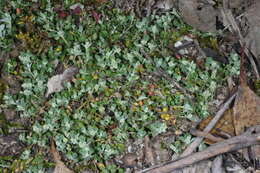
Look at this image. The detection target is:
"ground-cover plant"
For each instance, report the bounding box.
[0,0,240,172]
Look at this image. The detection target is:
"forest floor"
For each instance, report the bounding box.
[0,0,259,172]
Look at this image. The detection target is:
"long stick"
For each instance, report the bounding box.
[139,132,260,173]
[190,129,224,143]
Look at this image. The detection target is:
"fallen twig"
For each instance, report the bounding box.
[190,128,225,143]
[181,90,237,157]
[139,129,260,173]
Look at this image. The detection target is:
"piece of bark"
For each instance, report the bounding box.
[139,129,260,173]
[202,48,228,64]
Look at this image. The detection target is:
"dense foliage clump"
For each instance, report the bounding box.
[0,0,240,172]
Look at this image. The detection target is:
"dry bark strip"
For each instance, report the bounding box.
[180,91,237,157]
[139,131,260,173]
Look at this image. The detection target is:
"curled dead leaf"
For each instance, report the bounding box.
[45,67,78,97]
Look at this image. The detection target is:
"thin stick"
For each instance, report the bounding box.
[181,91,237,157]
[139,132,260,173]
[190,129,225,143]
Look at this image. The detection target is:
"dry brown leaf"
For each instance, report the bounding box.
[45,67,78,97]
[198,85,260,143]
[198,45,260,145]
[232,44,260,136]
[233,85,260,135]
[198,109,235,144]
[50,140,74,173]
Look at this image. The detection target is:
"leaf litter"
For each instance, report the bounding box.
[196,46,260,172]
[198,46,260,143]
[50,140,74,173]
[45,66,79,97]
